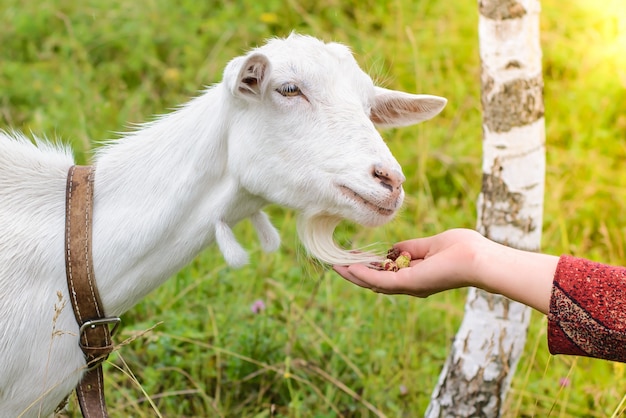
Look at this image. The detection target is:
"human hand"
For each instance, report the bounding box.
[333,228,556,314]
[333,229,488,297]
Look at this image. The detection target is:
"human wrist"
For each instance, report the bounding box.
[472,240,556,313]
[469,237,506,294]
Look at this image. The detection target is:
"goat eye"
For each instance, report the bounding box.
[277,83,301,97]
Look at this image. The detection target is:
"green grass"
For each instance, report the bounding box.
[2,0,625,416]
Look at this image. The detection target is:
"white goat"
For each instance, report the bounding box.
[0,34,446,416]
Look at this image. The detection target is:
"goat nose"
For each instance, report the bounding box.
[373,164,405,192]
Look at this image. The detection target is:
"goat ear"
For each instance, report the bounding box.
[225,53,271,99]
[371,86,447,128]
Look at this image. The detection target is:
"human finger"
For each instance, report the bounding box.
[393,235,438,260]
[332,265,376,289]
[339,263,427,296]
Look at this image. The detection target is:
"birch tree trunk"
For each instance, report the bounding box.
[425,1,545,417]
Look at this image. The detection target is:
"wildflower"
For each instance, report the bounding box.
[399,384,408,396]
[559,377,570,387]
[162,67,181,84]
[260,12,278,24]
[250,299,266,314]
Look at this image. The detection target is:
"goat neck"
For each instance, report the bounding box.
[91,85,266,316]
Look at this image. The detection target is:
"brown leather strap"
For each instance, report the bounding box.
[75,366,107,416]
[65,165,119,418]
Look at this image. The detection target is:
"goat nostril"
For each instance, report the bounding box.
[373,165,404,192]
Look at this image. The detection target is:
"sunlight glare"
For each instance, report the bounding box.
[573,0,626,72]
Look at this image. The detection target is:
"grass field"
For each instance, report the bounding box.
[2,0,625,416]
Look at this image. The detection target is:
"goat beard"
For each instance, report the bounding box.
[296,213,383,266]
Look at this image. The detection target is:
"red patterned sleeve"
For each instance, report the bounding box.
[548,255,626,363]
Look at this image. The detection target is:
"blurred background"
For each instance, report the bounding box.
[1,0,624,416]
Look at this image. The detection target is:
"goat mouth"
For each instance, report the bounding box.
[338,185,396,216]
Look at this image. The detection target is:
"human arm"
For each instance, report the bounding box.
[333,228,626,362]
[333,228,557,314]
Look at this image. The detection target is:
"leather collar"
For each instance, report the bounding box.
[65,165,120,418]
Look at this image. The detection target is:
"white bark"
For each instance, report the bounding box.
[425,1,545,417]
